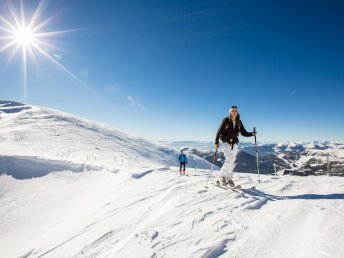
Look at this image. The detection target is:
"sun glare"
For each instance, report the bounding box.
[15,28,34,45]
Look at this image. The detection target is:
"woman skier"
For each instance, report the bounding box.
[215,105,256,187]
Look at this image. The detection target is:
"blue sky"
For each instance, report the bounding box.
[1,0,343,142]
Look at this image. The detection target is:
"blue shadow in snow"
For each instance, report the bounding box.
[242,188,344,201]
[131,170,154,179]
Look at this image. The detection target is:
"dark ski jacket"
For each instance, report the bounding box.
[215,116,253,146]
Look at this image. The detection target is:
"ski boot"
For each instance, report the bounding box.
[227,178,235,187]
[215,176,228,186]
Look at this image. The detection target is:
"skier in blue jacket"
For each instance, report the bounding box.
[178,150,188,175]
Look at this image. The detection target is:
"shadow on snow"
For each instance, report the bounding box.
[243,188,344,201]
[0,155,101,179]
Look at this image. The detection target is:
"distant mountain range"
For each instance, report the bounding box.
[163,141,344,176]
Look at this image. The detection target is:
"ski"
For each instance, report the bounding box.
[212,182,241,190]
[212,182,255,191]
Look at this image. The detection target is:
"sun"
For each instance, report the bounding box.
[15,28,34,46]
[0,0,88,102]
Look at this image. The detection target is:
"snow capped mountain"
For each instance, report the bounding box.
[167,141,344,176]
[1,101,344,258]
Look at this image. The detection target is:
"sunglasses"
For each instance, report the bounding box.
[231,106,238,109]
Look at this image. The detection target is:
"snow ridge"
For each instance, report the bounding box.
[0,101,212,179]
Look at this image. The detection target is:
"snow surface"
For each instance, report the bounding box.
[1,101,344,258]
[1,170,344,258]
[0,101,212,177]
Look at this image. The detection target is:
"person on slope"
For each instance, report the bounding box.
[178,150,188,175]
[215,105,256,186]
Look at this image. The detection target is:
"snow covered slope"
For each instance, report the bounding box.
[0,101,211,179]
[1,169,343,258]
[1,101,344,258]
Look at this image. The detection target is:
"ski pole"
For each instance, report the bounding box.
[205,149,218,188]
[253,127,261,184]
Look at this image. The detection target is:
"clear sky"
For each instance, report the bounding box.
[1,0,343,142]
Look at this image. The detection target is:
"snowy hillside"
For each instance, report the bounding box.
[1,101,344,258]
[0,101,211,179]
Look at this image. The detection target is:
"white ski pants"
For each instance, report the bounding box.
[220,143,238,180]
